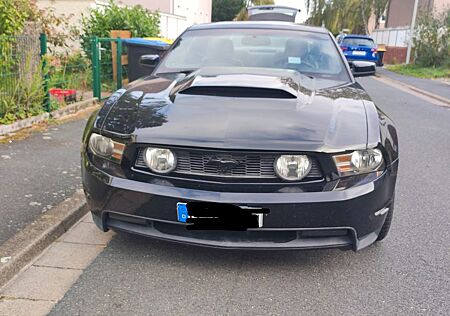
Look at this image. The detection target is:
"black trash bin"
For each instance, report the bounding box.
[123,38,170,82]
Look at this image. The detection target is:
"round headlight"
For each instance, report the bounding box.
[351,149,383,172]
[89,133,114,157]
[274,155,311,181]
[144,147,176,174]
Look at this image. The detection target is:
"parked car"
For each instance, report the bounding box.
[336,34,380,76]
[337,34,378,75]
[82,21,398,251]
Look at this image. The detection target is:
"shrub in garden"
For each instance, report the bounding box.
[0,0,75,123]
[48,52,92,91]
[0,56,45,124]
[80,0,159,41]
[413,8,450,67]
[80,0,160,56]
[78,0,159,92]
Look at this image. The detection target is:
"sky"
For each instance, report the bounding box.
[274,0,308,22]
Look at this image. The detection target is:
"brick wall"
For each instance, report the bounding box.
[383,46,408,64]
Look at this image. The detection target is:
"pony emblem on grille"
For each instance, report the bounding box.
[205,157,243,173]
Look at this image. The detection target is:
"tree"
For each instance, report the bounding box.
[305,0,390,34]
[373,0,389,29]
[212,0,246,22]
[0,0,74,49]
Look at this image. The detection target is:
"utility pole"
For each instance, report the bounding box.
[406,0,419,64]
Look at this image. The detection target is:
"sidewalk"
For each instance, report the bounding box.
[0,213,113,316]
[377,68,450,101]
[0,118,87,246]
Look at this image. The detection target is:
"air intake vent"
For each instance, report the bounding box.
[179,86,296,99]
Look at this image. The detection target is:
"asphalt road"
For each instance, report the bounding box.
[0,119,87,245]
[42,77,450,314]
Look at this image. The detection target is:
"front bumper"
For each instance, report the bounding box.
[82,154,397,251]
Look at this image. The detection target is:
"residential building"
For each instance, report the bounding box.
[37,0,212,41]
[371,0,449,64]
[386,0,449,27]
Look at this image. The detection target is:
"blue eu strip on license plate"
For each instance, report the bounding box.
[177,202,188,223]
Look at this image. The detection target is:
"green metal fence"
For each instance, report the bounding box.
[91,37,126,101]
[0,35,44,123]
[0,34,125,124]
[46,35,93,109]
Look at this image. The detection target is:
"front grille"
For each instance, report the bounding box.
[134,147,322,181]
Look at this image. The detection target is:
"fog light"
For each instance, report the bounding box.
[144,147,176,174]
[274,155,311,181]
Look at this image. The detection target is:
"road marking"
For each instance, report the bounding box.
[0,214,114,316]
[372,75,450,108]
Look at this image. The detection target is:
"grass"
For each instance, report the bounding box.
[387,64,450,79]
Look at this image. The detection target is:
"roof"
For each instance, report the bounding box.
[247,5,301,12]
[188,21,329,34]
[342,34,374,39]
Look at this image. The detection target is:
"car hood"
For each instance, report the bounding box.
[97,68,368,152]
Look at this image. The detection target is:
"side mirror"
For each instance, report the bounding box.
[350,61,376,77]
[139,54,160,68]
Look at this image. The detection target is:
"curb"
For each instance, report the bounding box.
[51,98,98,120]
[0,190,87,288]
[376,74,450,107]
[405,85,450,106]
[0,98,98,136]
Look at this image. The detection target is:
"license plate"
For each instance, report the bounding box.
[353,51,366,56]
[177,202,189,223]
[176,202,268,230]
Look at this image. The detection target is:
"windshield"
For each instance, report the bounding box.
[342,37,375,47]
[155,28,350,82]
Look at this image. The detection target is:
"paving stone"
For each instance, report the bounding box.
[1,266,81,301]
[58,222,113,245]
[0,298,54,316]
[35,242,104,270]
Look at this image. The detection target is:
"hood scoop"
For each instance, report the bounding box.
[169,67,316,101]
[179,86,296,99]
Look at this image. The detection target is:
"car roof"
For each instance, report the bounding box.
[248,5,300,11]
[188,21,329,34]
[342,34,374,39]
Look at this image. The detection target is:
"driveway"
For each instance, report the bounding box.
[47,76,450,315]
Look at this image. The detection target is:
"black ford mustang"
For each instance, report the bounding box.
[82,22,398,251]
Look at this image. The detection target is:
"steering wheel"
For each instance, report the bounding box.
[298,61,316,71]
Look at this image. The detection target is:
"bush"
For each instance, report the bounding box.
[80,0,160,56]
[0,0,29,36]
[48,52,91,91]
[413,9,450,67]
[78,0,159,90]
[0,57,45,124]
